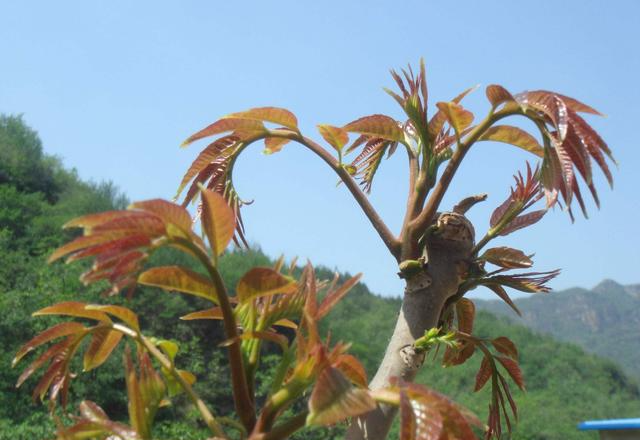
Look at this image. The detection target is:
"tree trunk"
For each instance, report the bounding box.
[346,212,475,440]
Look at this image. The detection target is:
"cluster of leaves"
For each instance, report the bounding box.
[15,190,490,439]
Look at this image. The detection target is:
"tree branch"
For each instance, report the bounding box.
[409,107,520,236]
[268,129,402,260]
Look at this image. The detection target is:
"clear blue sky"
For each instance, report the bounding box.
[2,1,639,297]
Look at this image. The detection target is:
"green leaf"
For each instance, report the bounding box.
[224,107,298,130]
[343,114,404,142]
[200,188,236,257]
[478,125,544,157]
[157,340,179,363]
[236,267,297,303]
[306,367,376,426]
[138,266,219,303]
[317,124,349,151]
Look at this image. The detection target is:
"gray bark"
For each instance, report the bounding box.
[345,212,475,440]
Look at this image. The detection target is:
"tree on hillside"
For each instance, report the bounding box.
[15,61,615,440]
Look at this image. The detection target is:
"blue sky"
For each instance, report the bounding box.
[2,1,639,297]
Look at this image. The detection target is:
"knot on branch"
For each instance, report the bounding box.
[425,212,476,256]
[399,344,425,372]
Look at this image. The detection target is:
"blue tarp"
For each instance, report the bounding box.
[578,419,640,431]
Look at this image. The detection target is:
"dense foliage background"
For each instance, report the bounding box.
[1,115,638,439]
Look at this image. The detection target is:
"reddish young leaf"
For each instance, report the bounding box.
[333,354,368,388]
[435,102,474,136]
[83,329,123,372]
[13,322,86,366]
[455,298,475,334]
[486,84,515,107]
[129,199,192,232]
[138,266,219,303]
[499,210,546,236]
[485,284,522,317]
[399,390,418,440]
[474,356,493,392]
[16,337,74,388]
[224,107,298,130]
[180,307,224,321]
[181,118,265,146]
[33,302,111,323]
[236,267,297,303]
[221,330,289,351]
[496,357,525,391]
[176,135,239,196]
[478,125,544,157]
[492,337,519,359]
[317,124,349,152]
[200,188,236,256]
[85,305,140,332]
[480,247,533,269]
[264,136,290,154]
[343,114,405,143]
[306,366,376,426]
[317,274,362,319]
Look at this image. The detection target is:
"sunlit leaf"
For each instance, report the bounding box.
[306,367,376,426]
[499,210,546,236]
[129,199,192,232]
[200,188,236,256]
[264,136,291,154]
[480,247,533,269]
[333,354,368,388]
[317,124,349,152]
[224,107,298,130]
[486,84,515,107]
[182,119,265,146]
[318,274,361,319]
[138,266,219,303]
[435,102,474,135]
[343,114,404,142]
[236,267,297,303]
[33,301,111,322]
[478,125,544,157]
[85,305,140,331]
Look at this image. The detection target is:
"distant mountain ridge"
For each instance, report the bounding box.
[476,279,640,380]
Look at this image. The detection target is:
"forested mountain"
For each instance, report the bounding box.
[476,280,640,381]
[1,115,639,440]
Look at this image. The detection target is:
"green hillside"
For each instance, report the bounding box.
[1,115,639,440]
[476,280,640,381]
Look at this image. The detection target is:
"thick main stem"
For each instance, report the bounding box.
[346,213,475,440]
